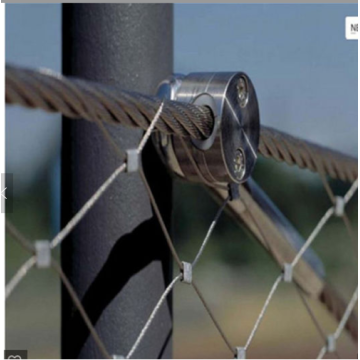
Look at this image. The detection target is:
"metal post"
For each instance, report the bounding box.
[61,4,173,359]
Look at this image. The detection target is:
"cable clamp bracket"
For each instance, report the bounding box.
[156,72,260,186]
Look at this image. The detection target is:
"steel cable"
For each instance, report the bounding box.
[6,65,213,140]
[5,64,358,183]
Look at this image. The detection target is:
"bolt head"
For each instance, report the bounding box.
[237,77,249,108]
[234,149,246,180]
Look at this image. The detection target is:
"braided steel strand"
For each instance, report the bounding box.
[6,65,213,139]
[6,65,358,182]
[259,126,358,182]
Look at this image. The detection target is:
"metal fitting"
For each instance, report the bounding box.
[126,149,140,173]
[326,334,336,353]
[334,196,345,217]
[235,347,246,359]
[35,240,51,268]
[228,183,240,201]
[283,263,293,283]
[156,72,260,185]
[181,261,193,285]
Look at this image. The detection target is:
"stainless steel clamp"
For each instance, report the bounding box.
[155,72,260,185]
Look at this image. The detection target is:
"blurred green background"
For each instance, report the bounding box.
[6,3,357,359]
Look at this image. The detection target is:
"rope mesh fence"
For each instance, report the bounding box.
[5,66,358,359]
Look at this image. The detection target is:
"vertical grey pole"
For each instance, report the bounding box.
[61,4,173,359]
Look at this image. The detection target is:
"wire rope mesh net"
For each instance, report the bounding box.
[5,69,358,359]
